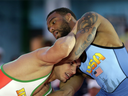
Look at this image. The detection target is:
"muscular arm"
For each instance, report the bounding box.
[63,12,101,62]
[37,32,76,65]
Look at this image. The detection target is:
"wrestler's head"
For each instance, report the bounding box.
[53,59,81,82]
[46,7,77,39]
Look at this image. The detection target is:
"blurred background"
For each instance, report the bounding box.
[0,0,128,63]
[0,0,128,95]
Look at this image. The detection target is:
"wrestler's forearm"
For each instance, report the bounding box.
[60,31,76,56]
[63,12,99,62]
[48,73,85,96]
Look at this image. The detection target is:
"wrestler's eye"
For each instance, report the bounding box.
[70,62,73,66]
[52,21,56,24]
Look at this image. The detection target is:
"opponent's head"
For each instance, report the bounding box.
[53,59,81,83]
[47,7,77,39]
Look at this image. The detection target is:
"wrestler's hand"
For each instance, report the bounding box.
[71,20,79,35]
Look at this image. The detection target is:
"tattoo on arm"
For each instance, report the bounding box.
[78,12,98,33]
[75,12,98,56]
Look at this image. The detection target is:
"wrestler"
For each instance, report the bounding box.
[46,7,128,96]
[0,31,81,96]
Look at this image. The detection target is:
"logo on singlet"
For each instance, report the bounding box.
[86,53,105,74]
[16,88,26,96]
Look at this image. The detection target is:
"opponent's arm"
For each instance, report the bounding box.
[64,12,101,62]
[48,72,85,96]
[37,31,76,65]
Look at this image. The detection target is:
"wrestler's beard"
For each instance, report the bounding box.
[58,20,71,38]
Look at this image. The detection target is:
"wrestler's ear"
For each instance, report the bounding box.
[64,13,71,22]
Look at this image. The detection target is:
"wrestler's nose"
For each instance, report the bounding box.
[72,67,76,74]
[49,27,54,33]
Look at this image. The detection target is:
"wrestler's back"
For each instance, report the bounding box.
[79,13,128,95]
[3,47,53,80]
[92,13,122,47]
